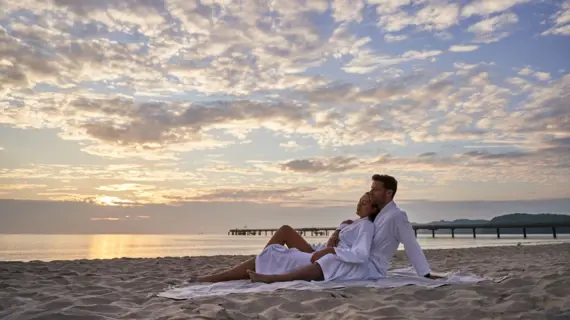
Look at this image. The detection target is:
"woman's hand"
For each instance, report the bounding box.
[310,248,335,263]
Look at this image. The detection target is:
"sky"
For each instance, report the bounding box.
[1,0,570,233]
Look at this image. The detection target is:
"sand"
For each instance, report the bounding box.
[1,243,569,320]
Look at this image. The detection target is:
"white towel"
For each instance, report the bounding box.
[157,267,508,300]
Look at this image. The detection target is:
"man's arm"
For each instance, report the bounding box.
[326,220,353,247]
[313,222,374,263]
[330,221,374,263]
[394,213,431,277]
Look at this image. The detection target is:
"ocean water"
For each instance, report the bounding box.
[0,233,569,262]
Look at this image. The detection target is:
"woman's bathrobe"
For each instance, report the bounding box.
[255,218,383,281]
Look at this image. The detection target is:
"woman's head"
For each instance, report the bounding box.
[356,192,381,221]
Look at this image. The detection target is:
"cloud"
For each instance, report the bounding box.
[3,63,563,160]
[507,77,533,92]
[462,0,531,17]
[343,49,442,74]
[47,187,78,192]
[197,165,262,175]
[0,0,568,208]
[371,0,412,15]
[418,152,437,157]
[1,94,312,158]
[518,66,533,76]
[0,0,342,99]
[0,184,47,190]
[275,145,570,187]
[280,141,305,151]
[0,163,207,183]
[332,0,365,23]
[75,99,309,145]
[468,12,519,43]
[89,214,150,221]
[280,157,362,173]
[449,45,480,52]
[0,1,550,160]
[541,1,570,36]
[516,66,551,81]
[89,196,139,206]
[376,2,460,32]
[384,34,408,43]
[96,184,156,192]
[533,72,551,81]
[160,186,321,204]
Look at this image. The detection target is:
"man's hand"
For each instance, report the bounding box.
[310,248,335,263]
[341,219,354,225]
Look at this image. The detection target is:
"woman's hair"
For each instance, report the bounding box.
[359,192,381,222]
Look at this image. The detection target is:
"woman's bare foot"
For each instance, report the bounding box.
[246,269,276,283]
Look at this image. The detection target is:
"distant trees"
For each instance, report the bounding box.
[419,213,570,234]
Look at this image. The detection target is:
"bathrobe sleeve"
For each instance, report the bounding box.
[334,222,374,263]
[394,212,431,276]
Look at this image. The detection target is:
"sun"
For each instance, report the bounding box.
[94,196,136,206]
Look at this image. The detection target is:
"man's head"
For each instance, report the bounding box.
[370,174,397,207]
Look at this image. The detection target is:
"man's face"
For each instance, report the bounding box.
[370,180,390,205]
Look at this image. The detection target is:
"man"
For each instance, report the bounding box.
[326,174,436,279]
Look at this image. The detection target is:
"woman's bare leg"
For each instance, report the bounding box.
[265,225,314,253]
[246,263,324,284]
[192,225,313,283]
[193,257,255,283]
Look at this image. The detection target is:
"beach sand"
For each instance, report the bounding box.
[1,243,569,320]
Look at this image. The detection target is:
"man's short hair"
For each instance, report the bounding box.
[371,174,398,197]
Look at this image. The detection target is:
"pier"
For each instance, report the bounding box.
[228,228,336,237]
[411,222,570,239]
[228,222,570,239]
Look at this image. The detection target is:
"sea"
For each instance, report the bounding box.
[1,233,569,262]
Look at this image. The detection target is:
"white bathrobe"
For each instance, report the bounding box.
[313,201,431,277]
[255,201,430,281]
[369,201,431,277]
[255,218,382,281]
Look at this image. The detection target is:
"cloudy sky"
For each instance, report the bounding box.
[1,0,570,233]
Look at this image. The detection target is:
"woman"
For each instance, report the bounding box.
[191,192,380,283]
[248,192,382,283]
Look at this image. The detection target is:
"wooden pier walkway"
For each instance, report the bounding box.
[228,222,570,239]
[228,227,337,237]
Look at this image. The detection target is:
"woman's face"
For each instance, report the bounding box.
[356,192,376,218]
